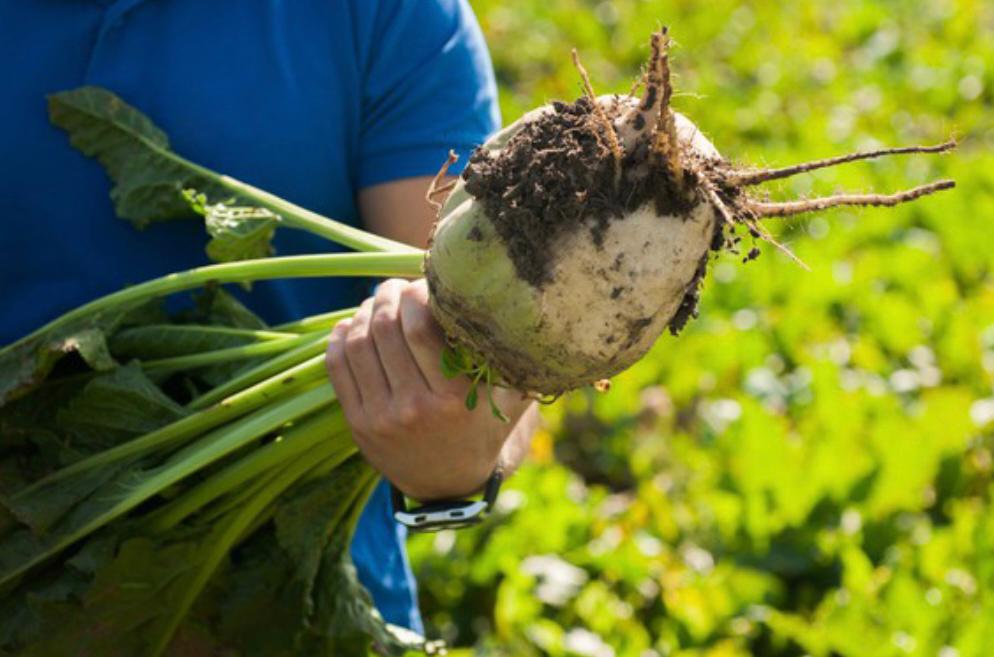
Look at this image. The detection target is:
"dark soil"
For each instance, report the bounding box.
[463,97,698,289]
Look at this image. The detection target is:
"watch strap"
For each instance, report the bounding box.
[391,466,504,532]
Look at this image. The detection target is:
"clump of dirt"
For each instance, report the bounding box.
[463,97,696,290]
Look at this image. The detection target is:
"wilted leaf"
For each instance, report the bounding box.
[110,324,270,361]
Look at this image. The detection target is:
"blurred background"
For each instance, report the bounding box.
[408,1,994,655]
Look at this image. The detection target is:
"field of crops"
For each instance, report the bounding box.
[408,1,994,655]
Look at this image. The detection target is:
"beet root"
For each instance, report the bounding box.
[425,28,955,396]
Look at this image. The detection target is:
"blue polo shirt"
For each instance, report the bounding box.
[0,0,499,633]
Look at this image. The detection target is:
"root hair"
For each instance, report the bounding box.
[748,179,955,218]
[571,48,624,186]
[648,29,685,190]
[426,150,459,211]
[728,140,956,186]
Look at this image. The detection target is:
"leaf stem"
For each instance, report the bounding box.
[272,307,357,333]
[1,252,422,359]
[11,356,328,505]
[186,345,330,411]
[144,406,350,533]
[0,384,337,589]
[146,444,338,657]
[215,173,420,254]
[141,331,319,373]
[117,324,299,343]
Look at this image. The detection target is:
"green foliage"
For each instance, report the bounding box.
[0,301,141,405]
[441,347,510,421]
[410,0,994,655]
[46,86,411,256]
[185,190,282,264]
[47,87,230,227]
[4,86,431,655]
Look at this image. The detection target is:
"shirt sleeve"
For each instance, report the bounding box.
[355,0,501,188]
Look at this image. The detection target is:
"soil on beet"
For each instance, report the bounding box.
[463,97,698,289]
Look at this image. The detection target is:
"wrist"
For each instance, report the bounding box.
[401,463,497,504]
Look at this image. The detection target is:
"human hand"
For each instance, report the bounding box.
[324,279,532,502]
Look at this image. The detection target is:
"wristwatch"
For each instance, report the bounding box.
[391,467,504,533]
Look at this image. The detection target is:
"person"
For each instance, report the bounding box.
[0,0,536,634]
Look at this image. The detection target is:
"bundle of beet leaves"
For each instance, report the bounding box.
[0,87,432,657]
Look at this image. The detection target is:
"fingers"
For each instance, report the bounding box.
[324,317,363,418]
[327,278,471,438]
[369,279,431,390]
[323,279,537,502]
[326,279,436,426]
[398,279,466,395]
[342,297,391,410]
[327,316,382,464]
